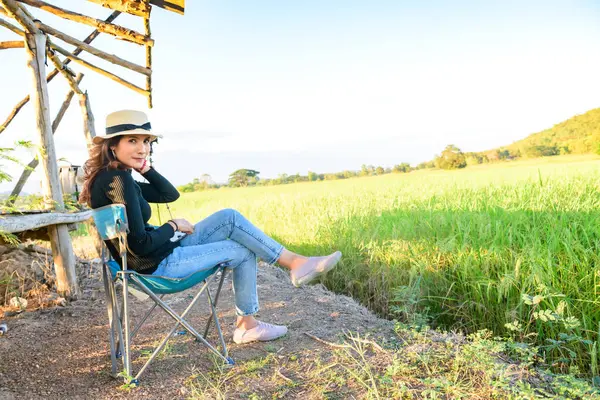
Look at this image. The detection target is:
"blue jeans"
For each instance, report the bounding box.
[152,208,284,316]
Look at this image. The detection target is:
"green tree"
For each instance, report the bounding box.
[375,166,385,175]
[228,169,260,187]
[308,171,318,181]
[393,163,411,173]
[416,161,435,170]
[360,164,369,176]
[435,144,467,170]
[524,145,560,158]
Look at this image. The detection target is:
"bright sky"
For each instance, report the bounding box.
[1,0,600,192]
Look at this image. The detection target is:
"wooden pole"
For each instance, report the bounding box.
[0,39,22,48]
[24,30,79,298]
[76,81,104,258]
[0,11,121,136]
[16,0,153,46]
[37,21,151,76]
[7,73,84,205]
[144,6,152,108]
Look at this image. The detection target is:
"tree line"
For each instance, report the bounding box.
[176,107,600,192]
[177,136,594,193]
[178,144,474,192]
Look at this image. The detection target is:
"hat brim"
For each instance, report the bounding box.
[92,129,162,144]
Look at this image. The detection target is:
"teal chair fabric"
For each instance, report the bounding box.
[93,204,128,240]
[106,261,220,295]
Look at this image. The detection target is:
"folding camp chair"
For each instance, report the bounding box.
[92,204,234,386]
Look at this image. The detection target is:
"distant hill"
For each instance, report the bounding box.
[423,107,600,169]
[505,107,600,157]
[456,107,600,165]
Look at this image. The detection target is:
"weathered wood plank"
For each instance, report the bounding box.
[0,210,93,233]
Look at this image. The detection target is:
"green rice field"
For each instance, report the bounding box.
[154,154,600,375]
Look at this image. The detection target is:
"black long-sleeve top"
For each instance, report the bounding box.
[90,167,180,274]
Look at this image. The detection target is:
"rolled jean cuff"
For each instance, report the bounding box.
[267,244,285,265]
[235,304,259,317]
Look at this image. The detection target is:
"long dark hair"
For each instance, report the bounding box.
[79,136,128,206]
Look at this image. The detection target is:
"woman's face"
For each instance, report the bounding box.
[111,134,151,170]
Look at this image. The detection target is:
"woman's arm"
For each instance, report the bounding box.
[137,167,180,203]
[105,170,176,256]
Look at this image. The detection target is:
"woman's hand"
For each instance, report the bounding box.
[135,159,152,174]
[168,218,194,234]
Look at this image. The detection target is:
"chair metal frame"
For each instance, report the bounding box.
[93,204,234,386]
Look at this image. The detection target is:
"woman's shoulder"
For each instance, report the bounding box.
[95,168,132,182]
[90,168,135,207]
[92,168,134,190]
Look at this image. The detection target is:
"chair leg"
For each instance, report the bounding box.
[204,268,228,338]
[130,297,162,341]
[109,277,125,362]
[121,273,132,380]
[129,276,230,380]
[205,287,229,359]
[102,265,118,377]
[131,277,213,379]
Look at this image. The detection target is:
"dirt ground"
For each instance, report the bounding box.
[0,246,395,399]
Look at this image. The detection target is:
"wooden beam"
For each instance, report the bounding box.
[0,0,37,33]
[47,47,84,95]
[16,0,153,46]
[47,45,99,147]
[0,15,24,36]
[85,0,149,17]
[150,0,185,15]
[53,74,83,132]
[79,91,96,148]
[37,21,151,76]
[0,39,23,48]
[0,210,93,233]
[24,30,79,298]
[0,96,28,136]
[0,11,120,136]
[50,42,149,97]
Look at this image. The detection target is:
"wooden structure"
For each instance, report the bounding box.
[0,0,184,298]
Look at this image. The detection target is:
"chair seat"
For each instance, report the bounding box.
[106,261,220,295]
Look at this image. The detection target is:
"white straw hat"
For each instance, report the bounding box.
[92,110,162,144]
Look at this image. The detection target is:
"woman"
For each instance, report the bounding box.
[79,110,342,344]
